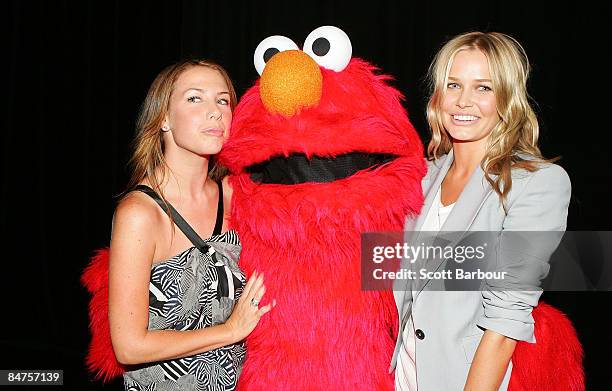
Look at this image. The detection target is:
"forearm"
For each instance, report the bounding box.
[464,329,517,391]
[114,323,237,365]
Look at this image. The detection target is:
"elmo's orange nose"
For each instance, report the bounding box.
[260,50,322,117]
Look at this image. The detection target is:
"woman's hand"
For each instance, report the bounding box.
[224,270,275,343]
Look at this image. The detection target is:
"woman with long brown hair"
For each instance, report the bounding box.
[109,59,273,390]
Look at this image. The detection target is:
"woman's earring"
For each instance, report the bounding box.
[161,125,170,132]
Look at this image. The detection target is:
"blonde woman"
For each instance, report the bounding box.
[108,59,274,390]
[392,32,571,390]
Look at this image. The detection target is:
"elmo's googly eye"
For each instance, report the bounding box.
[303,26,352,72]
[254,35,299,75]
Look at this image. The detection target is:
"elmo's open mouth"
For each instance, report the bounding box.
[246,152,397,185]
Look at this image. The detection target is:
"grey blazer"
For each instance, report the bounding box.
[390,150,571,390]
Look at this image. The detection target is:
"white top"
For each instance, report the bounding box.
[395,186,455,391]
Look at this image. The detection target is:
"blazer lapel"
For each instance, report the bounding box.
[440,164,493,232]
[410,152,454,233]
[415,153,494,295]
[396,153,453,319]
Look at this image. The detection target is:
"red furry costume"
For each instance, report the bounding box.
[81,26,583,391]
[219,36,425,390]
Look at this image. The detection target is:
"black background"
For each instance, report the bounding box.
[2,1,610,390]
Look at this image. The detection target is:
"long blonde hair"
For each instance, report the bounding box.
[426,32,556,208]
[125,59,237,201]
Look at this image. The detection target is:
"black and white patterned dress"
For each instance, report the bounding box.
[123,184,246,391]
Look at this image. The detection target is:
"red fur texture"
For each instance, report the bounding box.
[220,59,426,390]
[81,248,125,382]
[510,303,584,391]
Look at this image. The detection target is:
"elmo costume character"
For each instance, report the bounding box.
[81,25,583,391]
[219,26,426,390]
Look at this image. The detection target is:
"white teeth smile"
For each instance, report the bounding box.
[453,115,479,121]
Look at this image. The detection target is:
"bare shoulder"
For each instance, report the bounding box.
[112,191,163,238]
[109,191,164,270]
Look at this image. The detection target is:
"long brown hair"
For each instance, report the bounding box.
[426,32,556,210]
[124,59,237,202]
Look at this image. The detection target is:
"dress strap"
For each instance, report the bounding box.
[133,184,222,251]
[213,180,224,236]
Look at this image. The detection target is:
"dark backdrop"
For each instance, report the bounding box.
[2,1,610,390]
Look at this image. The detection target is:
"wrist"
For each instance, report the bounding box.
[220,321,238,344]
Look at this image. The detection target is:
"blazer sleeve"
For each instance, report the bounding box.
[476,163,571,342]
